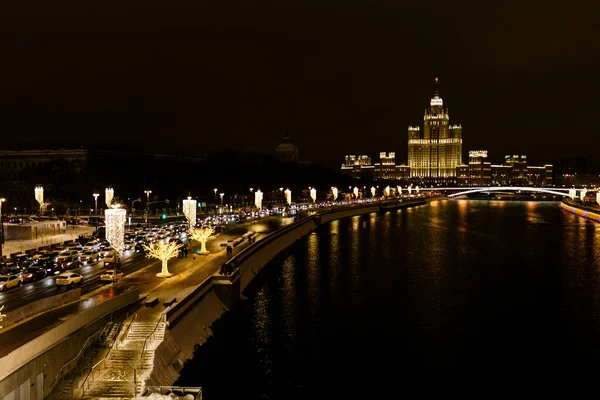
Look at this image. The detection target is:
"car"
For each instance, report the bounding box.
[32,251,49,261]
[0,275,21,291]
[83,240,100,251]
[80,250,99,264]
[55,272,83,287]
[57,250,79,263]
[100,270,124,282]
[123,241,135,250]
[22,267,47,283]
[60,256,82,270]
[98,247,114,259]
[3,267,23,282]
[103,251,119,266]
[43,261,64,275]
[33,254,53,265]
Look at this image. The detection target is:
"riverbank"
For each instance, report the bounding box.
[560,199,600,222]
[146,198,431,392]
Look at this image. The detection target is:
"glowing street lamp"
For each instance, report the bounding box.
[255,190,263,210]
[213,188,218,205]
[93,193,99,216]
[182,196,197,228]
[105,187,114,208]
[35,185,44,215]
[284,189,292,205]
[219,193,224,205]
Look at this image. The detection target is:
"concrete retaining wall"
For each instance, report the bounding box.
[236,216,319,292]
[0,288,140,400]
[1,288,81,329]
[561,201,600,222]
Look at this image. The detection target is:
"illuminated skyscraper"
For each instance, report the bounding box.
[408,78,462,177]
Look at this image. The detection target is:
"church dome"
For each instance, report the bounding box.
[275,142,299,153]
[275,129,299,162]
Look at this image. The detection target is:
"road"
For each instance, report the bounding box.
[0,216,288,313]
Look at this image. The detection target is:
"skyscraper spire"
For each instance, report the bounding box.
[434,76,439,96]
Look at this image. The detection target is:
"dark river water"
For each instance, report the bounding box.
[177,200,600,397]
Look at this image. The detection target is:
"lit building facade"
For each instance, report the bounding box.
[408,78,462,178]
[341,152,410,180]
[373,152,396,180]
[489,155,552,186]
[456,150,492,186]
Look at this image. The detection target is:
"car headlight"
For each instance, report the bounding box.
[0,284,4,289]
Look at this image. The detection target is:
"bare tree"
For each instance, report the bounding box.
[143,241,183,278]
[190,226,216,254]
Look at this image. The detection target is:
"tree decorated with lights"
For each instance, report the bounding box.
[190,226,216,254]
[144,241,183,278]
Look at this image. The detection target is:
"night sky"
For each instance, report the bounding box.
[1,1,599,167]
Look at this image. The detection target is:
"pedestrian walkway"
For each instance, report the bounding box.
[2,225,96,256]
[61,226,268,399]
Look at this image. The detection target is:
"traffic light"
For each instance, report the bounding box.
[161,214,166,219]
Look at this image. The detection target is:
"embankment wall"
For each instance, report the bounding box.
[151,200,427,387]
[0,288,140,400]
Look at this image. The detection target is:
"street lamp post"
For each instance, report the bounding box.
[0,198,5,258]
[219,193,224,206]
[144,190,152,227]
[93,193,99,216]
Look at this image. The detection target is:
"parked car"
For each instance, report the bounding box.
[55,272,83,287]
[0,275,21,291]
[22,267,47,283]
[100,270,123,282]
[80,250,99,265]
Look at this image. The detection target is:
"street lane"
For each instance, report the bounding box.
[0,216,288,313]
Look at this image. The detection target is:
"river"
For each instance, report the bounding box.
[177,200,600,396]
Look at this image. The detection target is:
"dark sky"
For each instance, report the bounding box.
[1,0,599,167]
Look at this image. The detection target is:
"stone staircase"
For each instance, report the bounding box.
[82,318,166,398]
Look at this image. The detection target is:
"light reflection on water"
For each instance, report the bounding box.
[178,200,600,398]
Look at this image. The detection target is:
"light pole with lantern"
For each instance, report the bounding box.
[93,193,99,216]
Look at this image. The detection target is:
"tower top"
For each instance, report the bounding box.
[430,77,443,106]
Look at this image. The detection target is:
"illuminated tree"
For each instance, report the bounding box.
[144,241,183,278]
[190,226,215,254]
[0,305,5,329]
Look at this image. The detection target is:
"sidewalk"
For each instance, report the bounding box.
[2,225,96,256]
[121,228,269,322]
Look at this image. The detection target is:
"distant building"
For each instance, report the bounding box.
[373,152,396,180]
[408,78,463,178]
[490,155,552,186]
[457,152,552,186]
[456,150,492,186]
[341,152,410,180]
[275,129,300,162]
[340,155,375,179]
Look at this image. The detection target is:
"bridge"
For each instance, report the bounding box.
[418,186,571,198]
